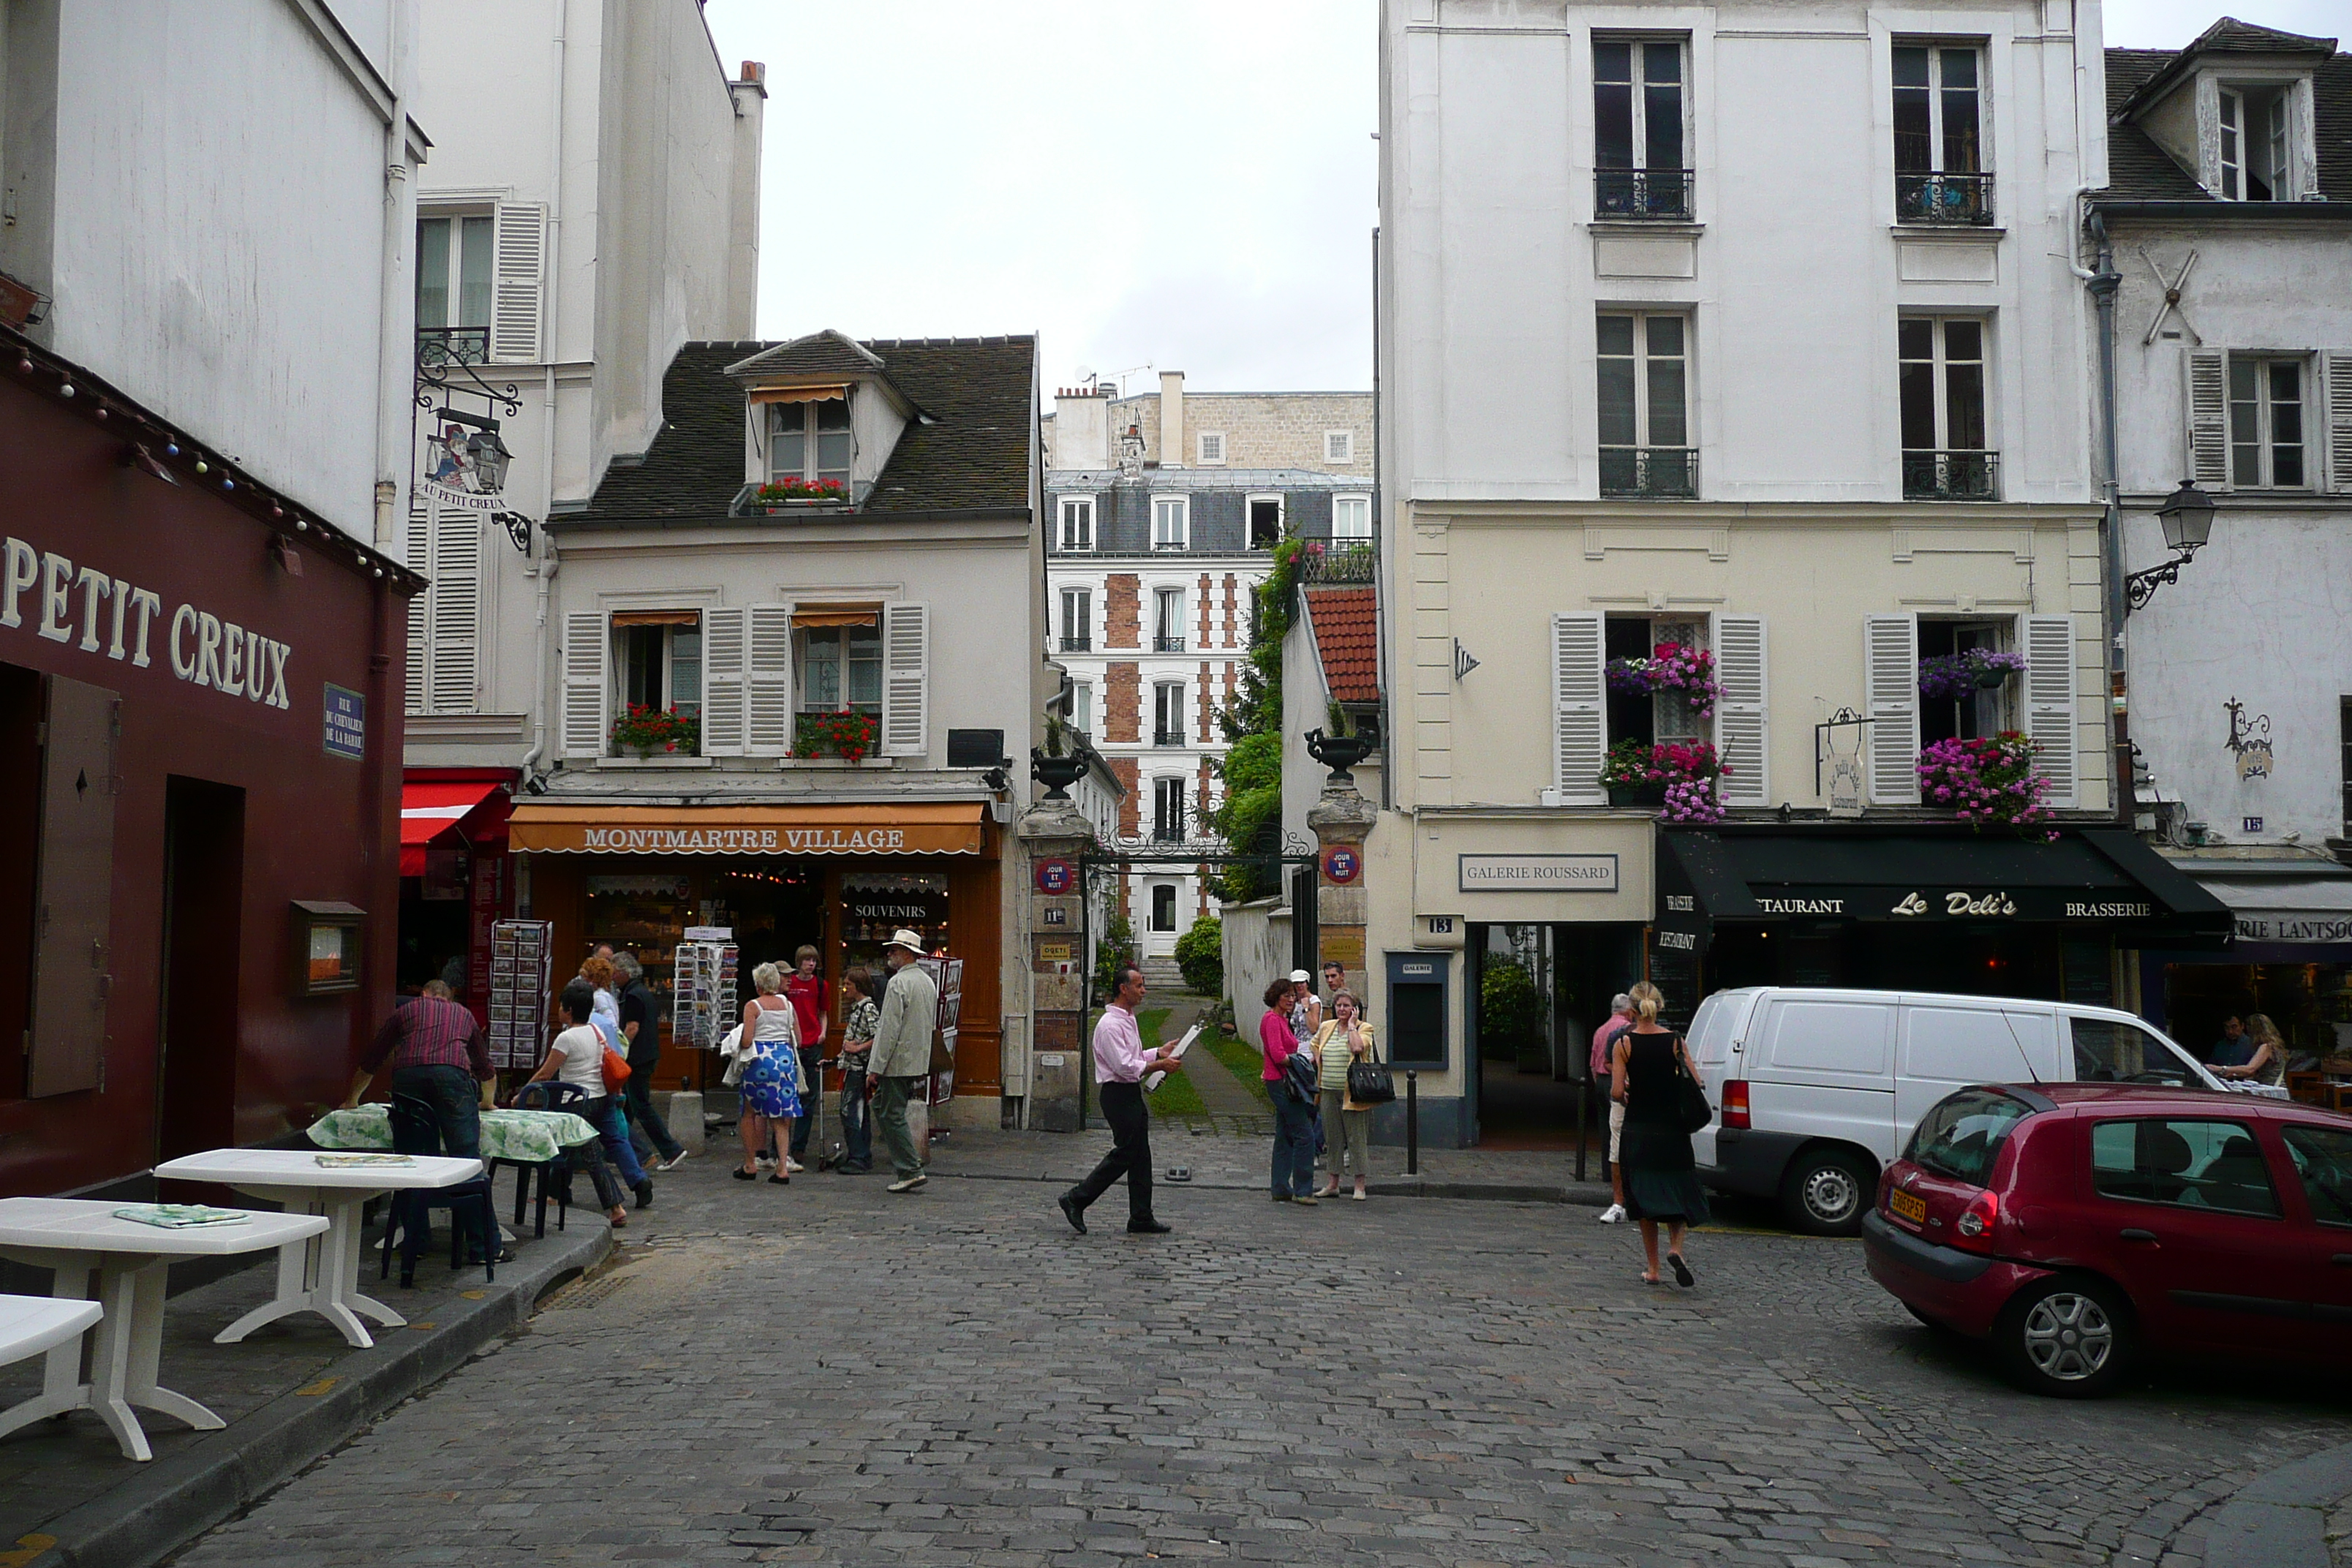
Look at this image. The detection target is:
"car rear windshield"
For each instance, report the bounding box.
[1907,1089,2034,1186]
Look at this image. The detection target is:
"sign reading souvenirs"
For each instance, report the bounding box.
[1458,854,1619,894]
[3,534,295,709]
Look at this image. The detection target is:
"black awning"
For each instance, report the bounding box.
[1659,826,2233,948]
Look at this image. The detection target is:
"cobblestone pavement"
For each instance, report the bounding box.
[173,1142,2352,1567]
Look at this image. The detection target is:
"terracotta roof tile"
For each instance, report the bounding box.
[1303,587,1379,704]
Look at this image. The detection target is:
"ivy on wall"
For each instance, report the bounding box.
[1206,536,1308,902]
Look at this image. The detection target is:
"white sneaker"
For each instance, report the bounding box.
[657,1149,693,1171]
[784,1158,805,1174]
[755,1155,775,1170]
[1597,1203,1628,1224]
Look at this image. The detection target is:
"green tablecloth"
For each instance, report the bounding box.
[306,1105,599,1163]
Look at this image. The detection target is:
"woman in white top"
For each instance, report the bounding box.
[519,978,631,1226]
[735,962,804,1184]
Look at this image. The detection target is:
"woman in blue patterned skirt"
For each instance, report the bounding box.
[734,962,803,1185]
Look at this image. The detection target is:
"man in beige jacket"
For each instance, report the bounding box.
[868,930,940,1193]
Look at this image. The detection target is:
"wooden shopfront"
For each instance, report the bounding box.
[505,802,1002,1098]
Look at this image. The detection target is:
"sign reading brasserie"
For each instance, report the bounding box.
[4,534,295,709]
[1458,854,1619,894]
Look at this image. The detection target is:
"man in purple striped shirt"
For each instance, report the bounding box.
[342,981,496,1158]
[1057,963,1183,1236]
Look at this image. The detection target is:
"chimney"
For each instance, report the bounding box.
[1158,371,1185,468]
[1053,386,1111,470]
[724,64,768,337]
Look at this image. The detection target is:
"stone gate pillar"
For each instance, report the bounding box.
[1306,772,1377,1000]
[1015,797,1093,1132]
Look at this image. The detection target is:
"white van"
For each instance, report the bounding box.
[1685,987,2235,1235]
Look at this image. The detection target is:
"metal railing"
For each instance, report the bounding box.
[1895,171,1994,226]
[1150,814,1186,843]
[1059,635,1091,653]
[416,325,491,366]
[1599,447,1698,500]
[1902,449,2001,501]
[1153,728,1187,748]
[1153,635,1186,653]
[1594,168,1695,220]
[1295,537,1378,584]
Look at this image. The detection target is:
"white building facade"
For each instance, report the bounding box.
[2093,21,2352,1063]
[1046,375,1371,957]
[1333,0,2234,1158]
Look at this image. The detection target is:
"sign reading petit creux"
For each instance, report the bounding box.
[3,535,293,709]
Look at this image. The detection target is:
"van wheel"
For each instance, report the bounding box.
[1994,1276,2133,1398]
[1779,1148,1872,1235]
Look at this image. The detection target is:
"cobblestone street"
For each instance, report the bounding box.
[168,1137,2352,1567]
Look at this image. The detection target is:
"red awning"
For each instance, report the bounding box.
[400,781,505,876]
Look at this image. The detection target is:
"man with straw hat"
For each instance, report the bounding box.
[869,928,940,1193]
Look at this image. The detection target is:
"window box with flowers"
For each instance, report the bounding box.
[611,704,699,758]
[1918,648,2025,701]
[1917,732,2055,834]
[1599,740,1727,823]
[793,709,880,762]
[1605,641,1720,719]
[755,478,850,513]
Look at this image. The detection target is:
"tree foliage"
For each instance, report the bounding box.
[1205,538,1311,901]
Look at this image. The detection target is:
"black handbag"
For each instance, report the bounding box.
[1346,1031,1396,1106]
[1672,1040,1712,1134]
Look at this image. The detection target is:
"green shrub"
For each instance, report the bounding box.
[1173,916,1224,996]
[1094,913,1136,1000]
[1479,961,1543,1058]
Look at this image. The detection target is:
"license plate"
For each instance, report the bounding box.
[1888,1188,1928,1226]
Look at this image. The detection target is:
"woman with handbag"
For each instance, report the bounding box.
[1610,980,1710,1286]
[1260,976,1319,1205]
[517,978,639,1226]
[734,962,804,1185]
[1311,990,1379,1201]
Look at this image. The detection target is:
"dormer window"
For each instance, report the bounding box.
[2217,85,2294,200]
[770,397,852,486]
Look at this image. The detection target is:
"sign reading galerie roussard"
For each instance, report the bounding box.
[2,535,294,709]
[1458,853,1619,894]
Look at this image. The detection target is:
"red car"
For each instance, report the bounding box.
[1862,1082,2352,1397]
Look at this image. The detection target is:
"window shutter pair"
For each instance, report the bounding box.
[1550,614,1772,805]
[489,203,546,364]
[403,494,480,716]
[2329,353,2352,494]
[1863,612,2076,807]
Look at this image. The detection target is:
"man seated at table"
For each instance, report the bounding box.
[344,980,497,1159]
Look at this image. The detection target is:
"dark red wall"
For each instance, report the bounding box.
[0,372,405,1193]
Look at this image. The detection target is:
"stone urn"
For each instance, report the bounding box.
[1031,750,1089,802]
[1305,728,1376,785]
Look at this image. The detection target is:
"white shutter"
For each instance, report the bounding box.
[746,603,794,755]
[428,508,479,713]
[2023,614,2078,809]
[2326,353,2352,494]
[489,202,546,363]
[1713,614,1768,806]
[2186,350,2229,488]
[559,610,608,759]
[1865,614,1920,804]
[404,497,431,715]
[701,606,747,756]
[881,601,930,758]
[1550,613,1605,806]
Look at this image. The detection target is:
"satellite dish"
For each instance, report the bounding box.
[1074,365,1096,387]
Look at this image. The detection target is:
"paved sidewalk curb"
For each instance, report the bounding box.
[2206,1444,2352,1568]
[31,1221,612,1568]
[933,1168,1613,1206]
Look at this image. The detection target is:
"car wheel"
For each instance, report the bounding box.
[1994,1276,2133,1398]
[1779,1147,1873,1236]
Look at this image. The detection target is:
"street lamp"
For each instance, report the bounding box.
[2125,479,2217,613]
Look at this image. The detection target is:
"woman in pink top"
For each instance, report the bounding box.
[1262,976,1319,1205]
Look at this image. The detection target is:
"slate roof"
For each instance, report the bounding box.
[568,333,1035,526]
[1303,587,1380,704]
[2104,21,2351,203]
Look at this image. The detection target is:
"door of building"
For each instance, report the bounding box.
[157,778,245,1164]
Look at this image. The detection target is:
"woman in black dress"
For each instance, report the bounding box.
[1610,980,1709,1286]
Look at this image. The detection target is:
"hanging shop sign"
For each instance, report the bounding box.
[2,535,295,709]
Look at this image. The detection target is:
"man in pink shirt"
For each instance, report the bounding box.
[1058,963,1184,1235]
[1591,993,1635,1223]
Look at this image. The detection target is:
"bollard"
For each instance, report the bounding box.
[1406,1069,1419,1175]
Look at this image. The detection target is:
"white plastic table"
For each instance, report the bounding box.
[0,1198,329,1460]
[155,1147,483,1349]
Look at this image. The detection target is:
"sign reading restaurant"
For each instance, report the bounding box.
[1458,854,1619,894]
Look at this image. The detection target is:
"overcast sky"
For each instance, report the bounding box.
[702,1,2342,396]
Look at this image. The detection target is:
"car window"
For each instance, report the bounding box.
[2070,1018,2196,1088]
[2281,1123,2352,1227]
[2089,1118,2280,1218]
[1907,1089,2032,1186]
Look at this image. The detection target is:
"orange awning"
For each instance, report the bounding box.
[505,801,984,856]
[749,384,850,406]
[611,608,701,627]
[791,606,879,629]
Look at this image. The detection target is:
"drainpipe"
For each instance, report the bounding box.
[2084,208,2129,827]
[516,0,568,783]
[374,1,411,553]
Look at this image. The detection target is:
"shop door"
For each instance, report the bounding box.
[157,779,244,1164]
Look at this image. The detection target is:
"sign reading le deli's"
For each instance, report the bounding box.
[506,802,987,857]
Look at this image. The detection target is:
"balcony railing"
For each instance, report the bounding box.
[1594,167,1695,220]
[1059,635,1091,653]
[1150,815,1186,843]
[416,325,491,366]
[1153,728,1187,748]
[1599,447,1698,500]
[1153,635,1186,653]
[1895,171,1994,227]
[1296,537,1377,585]
[1902,449,2001,501]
